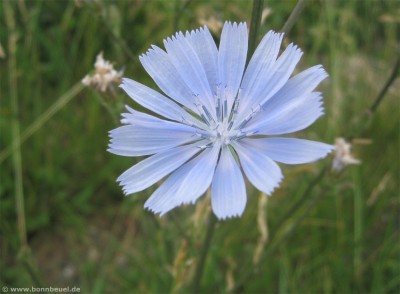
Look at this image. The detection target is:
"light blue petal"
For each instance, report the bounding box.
[243,138,334,165]
[243,65,328,135]
[218,22,248,115]
[164,32,215,115]
[144,167,188,215]
[236,43,303,123]
[117,143,202,195]
[244,92,324,135]
[174,143,221,205]
[211,146,246,219]
[120,106,207,130]
[139,46,199,113]
[238,31,283,112]
[144,143,221,215]
[187,27,219,95]
[232,141,283,195]
[260,65,328,113]
[108,122,199,156]
[120,78,205,128]
[121,105,175,126]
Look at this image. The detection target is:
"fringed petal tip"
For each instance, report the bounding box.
[265,176,284,196]
[121,188,131,197]
[316,65,329,78]
[119,77,128,86]
[212,209,244,220]
[144,205,170,218]
[268,29,285,38]
[184,26,211,38]
[138,45,163,61]
[287,43,304,58]
[120,78,137,89]
[223,21,247,29]
[143,197,172,217]
[326,144,336,153]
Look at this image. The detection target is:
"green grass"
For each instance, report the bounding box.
[1,0,399,293]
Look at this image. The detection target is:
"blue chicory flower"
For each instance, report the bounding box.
[108,21,333,219]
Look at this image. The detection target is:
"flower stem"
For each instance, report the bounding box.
[90,1,136,62]
[281,0,307,35]
[350,51,400,139]
[273,166,327,231]
[231,167,328,293]
[5,0,27,249]
[20,251,44,288]
[93,90,119,126]
[5,1,44,288]
[192,212,217,293]
[369,52,400,114]
[0,83,84,164]
[247,0,264,66]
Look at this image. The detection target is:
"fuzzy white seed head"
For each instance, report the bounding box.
[332,137,361,171]
[82,52,124,92]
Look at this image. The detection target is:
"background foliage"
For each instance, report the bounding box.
[1,0,399,293]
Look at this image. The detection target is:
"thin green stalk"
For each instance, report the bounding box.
[247,0,264,65]
[350,52,399,139]
[5,0,27,250]
[232,170,328,293]
[5,1,44,288]
[21,258,44,288]
[267,190,325,254]
[273,166,327,231]
[92,208,124,294]
[369,52,400,114]
[191,212,217,293]
[353,169,363,287]
[90,1,136,62]
[0,83,84,164]
[93,90,119,126]
[281,0,307,35]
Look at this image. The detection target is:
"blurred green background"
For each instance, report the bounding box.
[1,0,399,293]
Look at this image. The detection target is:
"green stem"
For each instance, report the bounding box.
[266,189,324,254]
[5,1,45,289]
[21,258,44,288]
[369,52,400,114]
[349,52,400,139]
[192,212,217,293]
[5,0,27,249]
[90,1,136,62]
[281,0,307,35]
[273,166,327,231]
[0,83,84,164]
[93,90,119,126]
[353,169,363,287]
[232,168,328,293]
[247,0,264,66]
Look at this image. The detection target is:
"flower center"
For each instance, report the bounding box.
[192,87,261,149]
[215,123,232,145]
